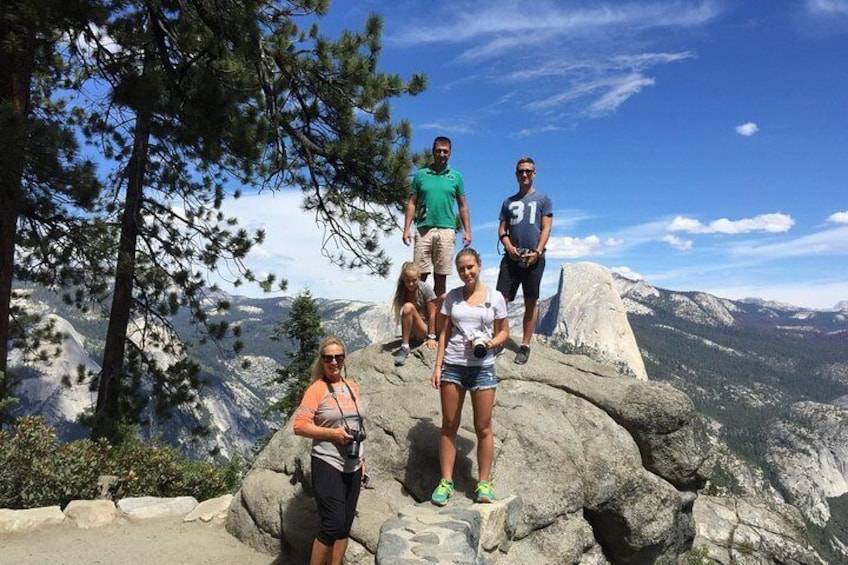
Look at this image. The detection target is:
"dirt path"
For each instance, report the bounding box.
[0,517,287,565]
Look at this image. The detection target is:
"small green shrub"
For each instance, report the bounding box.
[0,416,109,509]
[106,438,241,501]
[734,540,755,555]
[0,417,241,510]
[684,546,713,565]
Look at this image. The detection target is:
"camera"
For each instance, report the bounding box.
[516,247,534,268]
[469,331,488,359]
[346,427,366,459]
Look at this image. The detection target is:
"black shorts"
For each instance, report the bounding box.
[496,255,545,301]
[311,456,362,545]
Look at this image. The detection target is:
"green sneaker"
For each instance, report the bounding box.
[475,480,495,503]
[430,478,454,506]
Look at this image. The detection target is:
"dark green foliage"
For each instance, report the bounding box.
[105,437,242,502]
[73,1,424,443]
[4,0,424,449]
[268,290,324,418]
[0,416,109,509]
[0,0,106,426]
[683,546,712,565]
[0,416,240,509]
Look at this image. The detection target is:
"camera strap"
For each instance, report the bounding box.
[323,377,364,432]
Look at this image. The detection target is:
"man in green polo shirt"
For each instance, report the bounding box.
[402,136,471,297]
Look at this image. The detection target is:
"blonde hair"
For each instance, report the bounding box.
[391,261,421,322]
[310,336,347,382]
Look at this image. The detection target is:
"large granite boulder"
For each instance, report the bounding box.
[539,262,648,380]
[227,340,712,563]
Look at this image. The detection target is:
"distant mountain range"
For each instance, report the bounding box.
[7,273,848,560]
[611,275,848,562]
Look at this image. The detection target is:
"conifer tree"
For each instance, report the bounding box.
[269,290,324,418]
[0,0,104,427]
[76,1,424,443]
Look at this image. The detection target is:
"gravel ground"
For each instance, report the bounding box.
[0,517,286,565]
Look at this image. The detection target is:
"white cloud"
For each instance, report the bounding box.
[662,234,693,250]
[702,279,848,310]
[390,3,721,47]
[827,210,848,224]
[611,266,644,280]
[387,3,718,123]
[545,235,622,258]
[588,73,656,116]
[417,120,476,135]
[735,122,759,136]
[806,0,848,16]
[215,191,414,302]
[730,225,848,259]
[516,124,565,138]
[668,213,794,234]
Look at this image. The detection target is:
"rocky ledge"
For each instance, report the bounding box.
[0,495,232,533]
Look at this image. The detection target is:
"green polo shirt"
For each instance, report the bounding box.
[412,165,465,229]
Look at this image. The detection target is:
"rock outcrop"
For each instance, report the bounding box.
[540,263,648,379]
[692,496,824,564]
[227,340,712,563]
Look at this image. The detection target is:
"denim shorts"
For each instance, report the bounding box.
[440,363,498,391]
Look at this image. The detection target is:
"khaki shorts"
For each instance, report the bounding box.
[414,227,456,276]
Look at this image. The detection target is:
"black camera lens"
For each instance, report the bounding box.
[347,441,361,459]
[345,427,365,459]
[473,343,487,358]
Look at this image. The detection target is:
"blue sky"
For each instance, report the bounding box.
[221,0,848,310]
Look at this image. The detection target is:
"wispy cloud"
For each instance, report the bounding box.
[729,225,848,259]
[388,2,720,125]
[827,210,848,224]
[735,122,759,136]
[390,2,721,48]
[668,213,794,234]
[588,73,656,116]
[806,0,848,16]
[515,124,566,138]
[663,234,693,250]
[417,120,476,135]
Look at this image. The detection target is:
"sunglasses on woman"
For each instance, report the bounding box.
[321,354,346,363]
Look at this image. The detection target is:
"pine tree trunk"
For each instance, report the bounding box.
[0,14,35,426]
[91,81,153,442]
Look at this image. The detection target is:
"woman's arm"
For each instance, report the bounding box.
[294,422,351,444]
[292,384,352,444]
[486,316,510,350]
[431,312,450,389]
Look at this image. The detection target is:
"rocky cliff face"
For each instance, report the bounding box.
[613,273,848,561]
[8,290,284,458]
[693,496,825,564]
[766,402,848,527]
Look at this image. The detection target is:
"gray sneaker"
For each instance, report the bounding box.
[514,345,531,365]
[394,347,410,366]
